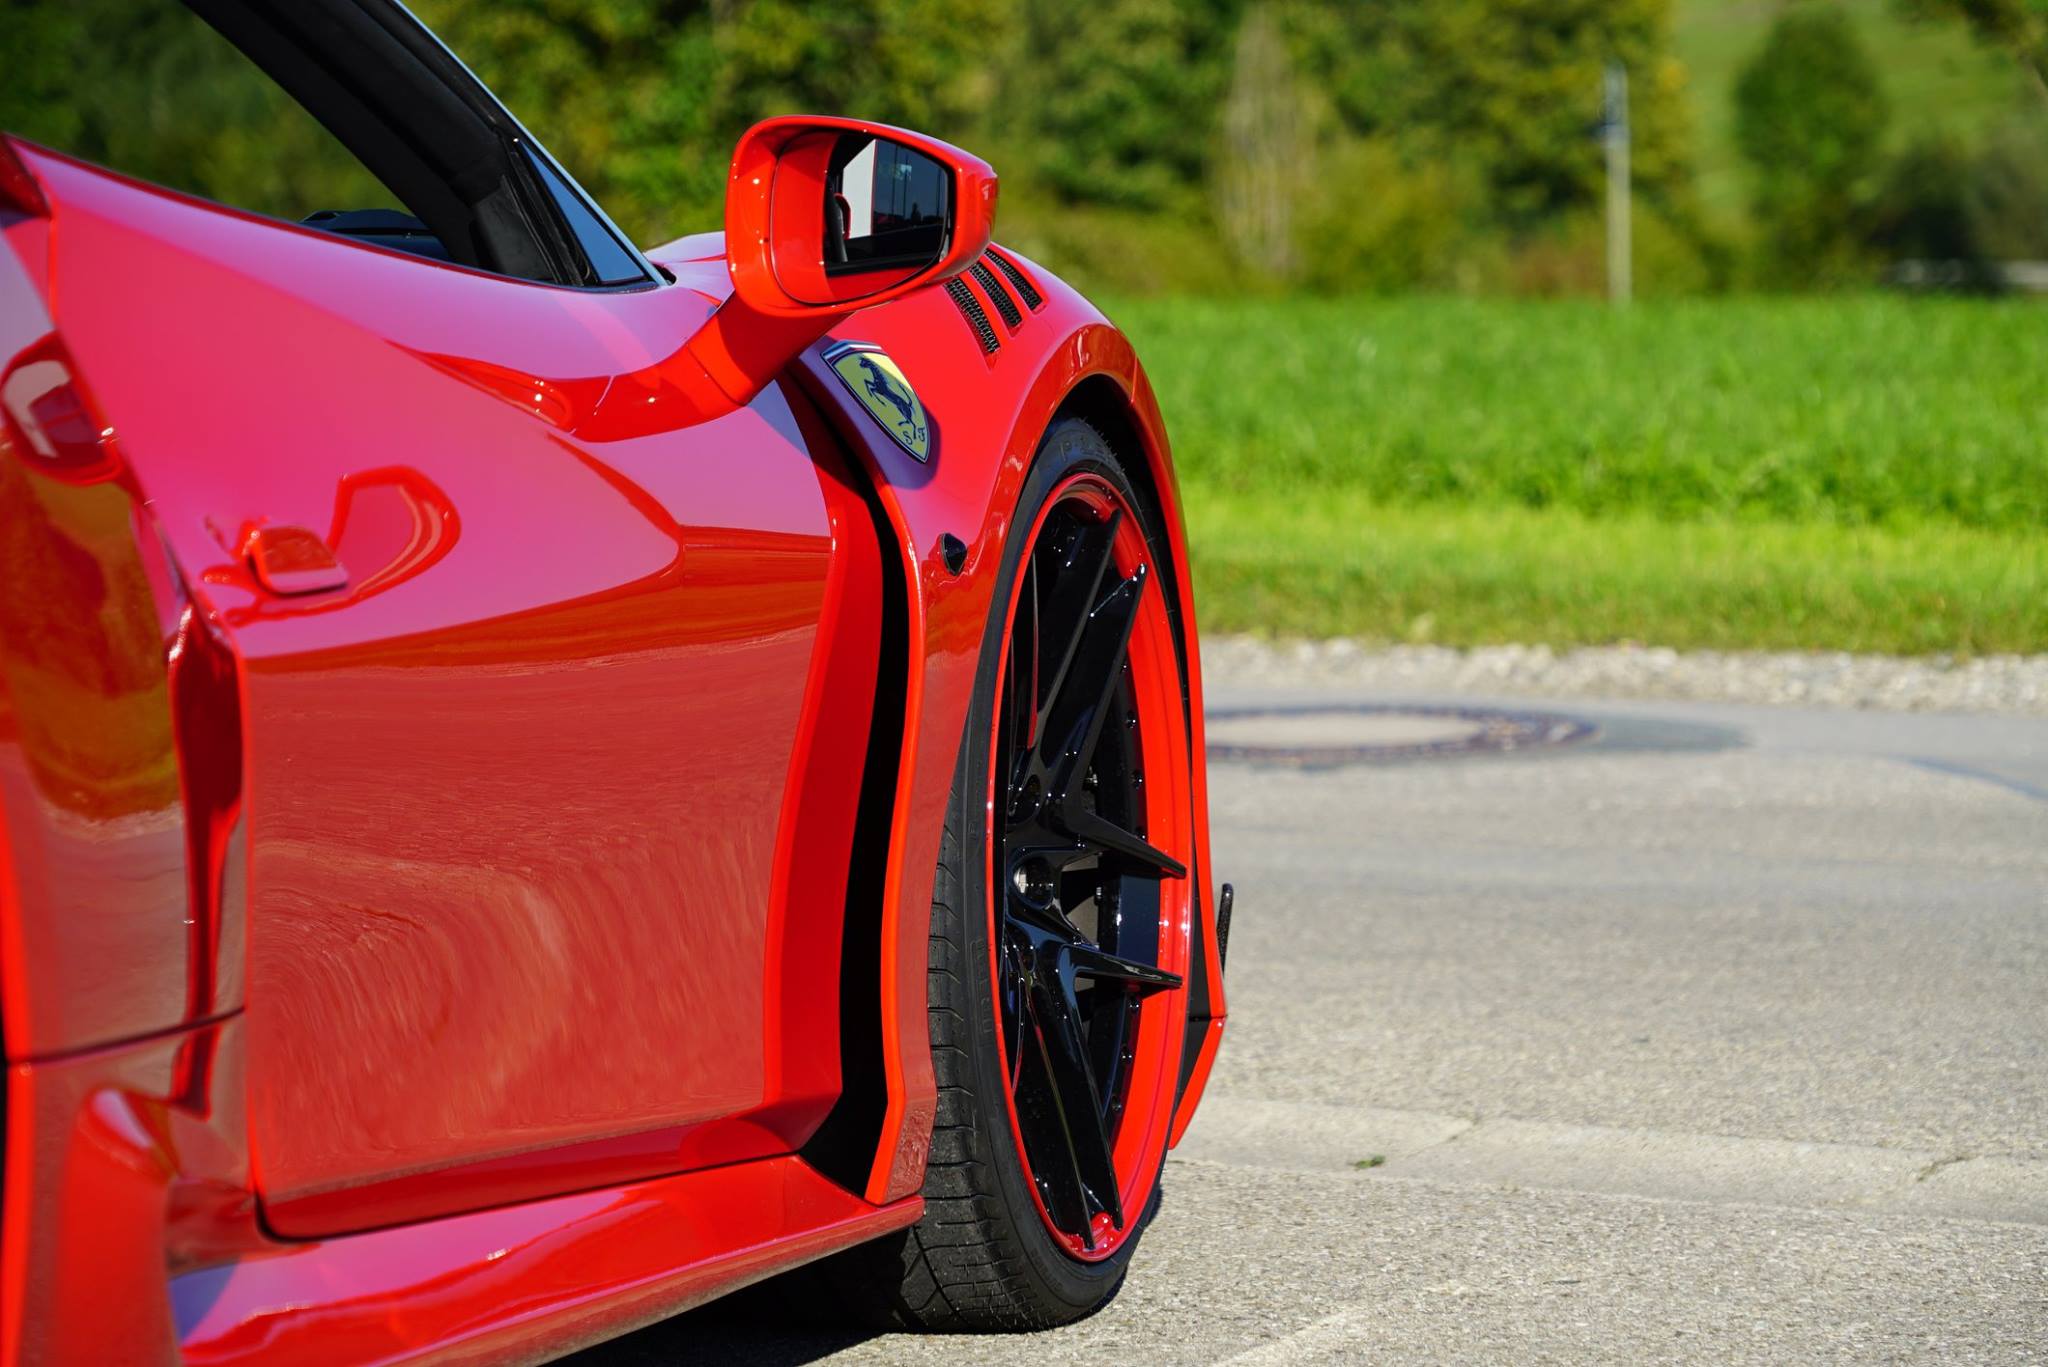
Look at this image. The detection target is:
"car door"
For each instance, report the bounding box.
[11,16,876,1235]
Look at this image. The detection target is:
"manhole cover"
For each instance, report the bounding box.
[1206,704,1595,767]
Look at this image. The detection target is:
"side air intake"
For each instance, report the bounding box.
[944,277,1000,354]
[985,248,1045,311]
[968,260,1022,329]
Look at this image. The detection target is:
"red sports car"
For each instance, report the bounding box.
[0,1,1228,1360]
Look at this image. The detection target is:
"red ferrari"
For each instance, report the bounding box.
[0,1,1228,1361]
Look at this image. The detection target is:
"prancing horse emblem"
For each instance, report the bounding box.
[826,342,930,462]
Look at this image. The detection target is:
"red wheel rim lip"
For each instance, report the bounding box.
[982,471,1193,1263]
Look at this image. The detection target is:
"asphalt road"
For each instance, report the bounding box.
[581,688,2048,1365]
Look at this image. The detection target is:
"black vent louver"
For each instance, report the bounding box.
[969,260,1022,329]
[945,277,1000,354]
[986,248,1045,311]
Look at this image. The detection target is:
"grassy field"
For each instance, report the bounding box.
[1110,294,2048,654]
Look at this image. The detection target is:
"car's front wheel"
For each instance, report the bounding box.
[821,417,1197,1330]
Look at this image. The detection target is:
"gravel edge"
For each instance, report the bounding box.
[1202,637,2048,716]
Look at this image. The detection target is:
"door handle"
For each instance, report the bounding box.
[243,524,348,596]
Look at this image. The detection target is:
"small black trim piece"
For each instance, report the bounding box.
[940,533,968,575]
[969,260,1022,329]
[1215,882,1234,974]
[1174,874,1214,1101]
[986,248,1045,311]
[944,277,1000,354]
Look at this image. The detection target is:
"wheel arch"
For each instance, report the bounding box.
[789,262,1225,1206]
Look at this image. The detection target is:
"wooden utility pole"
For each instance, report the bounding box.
[1604,60,1631,306]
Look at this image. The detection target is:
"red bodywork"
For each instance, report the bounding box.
[0,134,1222,1363]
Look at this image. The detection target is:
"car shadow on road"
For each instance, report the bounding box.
[566,1279,885,1366]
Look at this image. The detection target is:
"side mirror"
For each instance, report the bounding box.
[678,117,997,415]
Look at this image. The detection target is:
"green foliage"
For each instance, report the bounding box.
[1872,132,1983,267]
[709,0,1006,141]
[1016,0,1243,212]
[0,1,389,219]
[4,1,2035,293]
[409,0,726,245]
[1290,141,1484,293]
[1209,0,1715,292]
[1733,7,1890,281]
[1903,0,2048,86]
[412,0,1008,245]
[1964,115,2048,258]
[1281,0,1699,229]
[1676,0,2023,232]
[1865,119,2048,280]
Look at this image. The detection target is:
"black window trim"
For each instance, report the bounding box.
[387,0,662,292]
[173,0,662,293]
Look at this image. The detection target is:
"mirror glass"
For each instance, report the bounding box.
[824,135,951,277]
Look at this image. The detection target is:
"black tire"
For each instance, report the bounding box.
[814,418,1178,1331]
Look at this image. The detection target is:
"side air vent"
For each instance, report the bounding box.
[969,260,1022,329]
[945,277,1000,354]
[986,248,1045,311]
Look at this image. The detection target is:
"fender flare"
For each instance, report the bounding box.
[790,252,1225,1203]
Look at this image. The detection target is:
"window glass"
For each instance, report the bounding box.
[527,149,646,286]
[0,1,400,223]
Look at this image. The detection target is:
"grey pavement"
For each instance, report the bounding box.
[579,688,2048,1364]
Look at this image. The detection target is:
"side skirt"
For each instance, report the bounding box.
[176,1155,917,1364]
[3,1017,918,1365]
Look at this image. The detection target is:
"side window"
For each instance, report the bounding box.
[1,3,411,236]
[526,149,647,288]
[0,0,649,289]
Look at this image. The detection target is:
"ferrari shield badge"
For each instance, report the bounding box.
[826,342,930,462]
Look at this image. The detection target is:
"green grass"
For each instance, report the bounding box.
[1671,0,2028,229]
[1104,294,2048,653]
[1188,496,2047,654]
[1121,294,2048,531]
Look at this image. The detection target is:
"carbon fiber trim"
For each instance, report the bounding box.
[944,276,1000,354]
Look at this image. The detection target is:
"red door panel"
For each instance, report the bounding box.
[27,149,862,1232]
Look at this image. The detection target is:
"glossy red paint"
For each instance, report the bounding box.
[178,1158,916,1365]
[17,144,878,1231]
[0,222,197,1062]
[0,98,1218,1358]
[781,248,1226,1204]
[0,139,43,219]
[0,1016,917,1365]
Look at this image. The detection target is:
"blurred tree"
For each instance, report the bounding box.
[1868,118,2048,285]
[1734,7,1890,282]
[1215,4,1312,276]
[1017,0,1245,211]
[418,0,1014,245]
[0,1,390,218]
[709,0,1008,142]
[1870,132,1987,277]
[0,0,1733,294]
[1290,139,1480,292]
[1900,0,2048,97]
[409,0,726,246]
[1280,0,1698,230]
[1964,114,2048,257]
